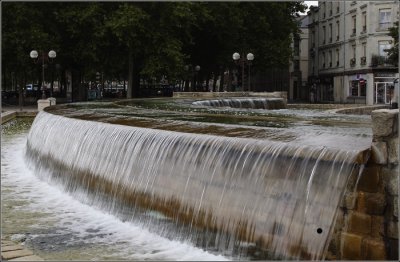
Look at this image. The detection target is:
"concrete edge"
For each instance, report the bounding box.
[1,111,37,125]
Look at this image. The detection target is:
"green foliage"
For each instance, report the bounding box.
[2,1,306,95]
[386,21,399,66]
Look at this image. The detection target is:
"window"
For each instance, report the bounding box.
[329,23,333,42]
[294,60,300,70]
[322,26,326,44]
[350,81,359,96]
[378,41,391,57]
[350,80,366,97]
[379,9,391,30]
[336,21,340,40]
[362,12,367,32]
[322,51,326,68]
[294,37,300,56]
[311,30,315,47]
[336,2,340,13]
[352,15,356,35]
[329,2,333,16]
[336,49,340,66]
[351,44,356,66]
[362,43,366,57]
[361,43,367,65]
[360,80,366,96]
[329,50,332,67]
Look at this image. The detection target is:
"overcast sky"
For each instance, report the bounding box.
[305,1,318,8]
[299,1,318,14]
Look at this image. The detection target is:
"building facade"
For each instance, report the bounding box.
[289,15,310,101]
[307,1,398,105]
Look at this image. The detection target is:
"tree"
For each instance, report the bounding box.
[106,2,199,97]
[2,2,58,104]
[2,1,307,100]
[387,21,399,66]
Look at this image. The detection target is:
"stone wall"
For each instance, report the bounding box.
[0,111,37,124]
[327,109,399,260]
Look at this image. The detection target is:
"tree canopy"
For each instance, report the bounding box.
[387,21,399,66]
[2,1,306,99]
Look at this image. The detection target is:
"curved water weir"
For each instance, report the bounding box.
[191,97,286,109]
[24,98,372,260]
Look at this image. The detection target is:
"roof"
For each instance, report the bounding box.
[296,15,310,28]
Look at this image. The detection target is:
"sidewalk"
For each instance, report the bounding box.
[1,239,44,261]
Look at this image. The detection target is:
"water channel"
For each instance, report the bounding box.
[2,98,374,260]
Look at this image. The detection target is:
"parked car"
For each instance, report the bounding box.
[26,84,39,91]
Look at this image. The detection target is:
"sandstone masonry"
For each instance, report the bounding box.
[327,109,399,260]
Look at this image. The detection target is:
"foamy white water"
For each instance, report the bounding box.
[1,132,229,261]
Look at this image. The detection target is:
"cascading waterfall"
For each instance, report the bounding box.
[25,111,367,260]
[192,98,286,109]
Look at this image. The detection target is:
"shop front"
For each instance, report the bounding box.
[373,72,398,105]
[347,74,368,104]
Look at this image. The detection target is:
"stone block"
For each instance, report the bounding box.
[1,249,33,260]
[340,192,356,210]
[1,240,16,246]
[1,245,23,252]
[371,216,384,239]
[327,232,338,255]
[387,238,399,260]
[387,137,399,164]
[387,221,399,239]
[363,238,387,260]
[356,191,366,212]
[370,142,388,164]
[48,97,56,106]
[9,255,44,261]
[340,232,362,260]
[364,193,386,215]
[357,166,381,193]
[334,209,345,231]
[0,111,17,124]
[346,170,359,191]
[371,109,398,138]
[382,167,399,196]
[37,99,51,111]
[347,211,371,235]
[388,170,398,196]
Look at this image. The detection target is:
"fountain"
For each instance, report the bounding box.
[19,94,396,260]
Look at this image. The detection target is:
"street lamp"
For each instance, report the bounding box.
[30,50,57,99]
[184,64,201,92]
[233,52,254,91]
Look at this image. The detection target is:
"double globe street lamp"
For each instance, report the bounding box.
[184,64,201,92]
[30,50,57,99]
[233,52,254,91]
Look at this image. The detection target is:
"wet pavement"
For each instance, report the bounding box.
[1,239,44,261]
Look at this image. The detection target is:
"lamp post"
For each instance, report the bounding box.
[184,64,201,92]
[232,52,254,91]
[30,50,57,99]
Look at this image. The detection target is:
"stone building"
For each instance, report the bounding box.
[307,1,399,104]
[289,15,310,101]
